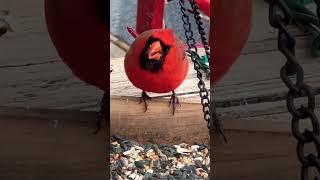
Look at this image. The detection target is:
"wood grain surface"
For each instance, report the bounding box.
[0,107,107,180]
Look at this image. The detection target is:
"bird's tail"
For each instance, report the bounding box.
[127,27,138,38]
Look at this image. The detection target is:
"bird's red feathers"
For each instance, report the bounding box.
[124,29,189,93]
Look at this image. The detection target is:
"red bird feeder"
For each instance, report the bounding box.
[44,0,108,132]
[211,0,252,84]
[44,0,108,92]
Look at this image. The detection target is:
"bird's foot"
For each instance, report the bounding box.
[169,91,180,115]
[94,92,108,134]
[140,91,151,112]
[0,21,11,37]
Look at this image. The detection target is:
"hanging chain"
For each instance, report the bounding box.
[179,0,226,141]
[188,0,210,60]
[188,0,211,77]
[269,0,320,179]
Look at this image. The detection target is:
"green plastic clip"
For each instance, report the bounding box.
[187,51,210,79]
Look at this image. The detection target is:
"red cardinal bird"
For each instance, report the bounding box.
[124,28,189,114]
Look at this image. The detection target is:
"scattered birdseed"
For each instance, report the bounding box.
[109,135,210,180]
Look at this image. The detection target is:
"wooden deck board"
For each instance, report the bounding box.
[0,109,106,180]
[0,0,103,111]
[214,130,300,180]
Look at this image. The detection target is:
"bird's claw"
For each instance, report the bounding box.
[169,91,180,115]
[0,21,12,37]
[140,91,151,112]
[0,10,14,37]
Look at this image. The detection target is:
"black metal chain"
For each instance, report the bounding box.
[269,0,320,179]
[316,0,320,20]
[188,0,210,60]
[179,0,226,141]
[179,0,210,131]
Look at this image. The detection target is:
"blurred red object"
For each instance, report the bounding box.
[44,0,108,91]
[210,0,252,85]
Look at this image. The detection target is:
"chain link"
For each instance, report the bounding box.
[179,0,226,141]
[188,0,210,60]
[269,0,320,179]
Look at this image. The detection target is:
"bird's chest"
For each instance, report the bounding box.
[125,58,187,93]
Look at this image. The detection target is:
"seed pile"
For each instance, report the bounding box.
[110,135,210,180]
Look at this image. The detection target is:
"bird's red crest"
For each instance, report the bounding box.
[152,29,175,47]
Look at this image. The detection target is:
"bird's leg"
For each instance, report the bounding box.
[94,92,108,134]
[169,91,180,115]
[139,91,152,112]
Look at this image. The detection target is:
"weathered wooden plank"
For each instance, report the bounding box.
[0,61,102,110]
[217,100,290,120]
[110,94,296,145]
[109,94,303,139]
[0,108,107,180]
[0,0,103,111]
[213,130,299,180]
[110,96,209,145]
[0,0,59,66]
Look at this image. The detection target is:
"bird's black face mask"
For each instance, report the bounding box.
[140,36,170,72]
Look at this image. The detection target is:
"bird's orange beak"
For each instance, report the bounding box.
[147,41,162,61]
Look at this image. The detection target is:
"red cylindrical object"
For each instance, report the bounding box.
[210,0,252,85]
[44,0,108,91]
[136,0,165,34]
